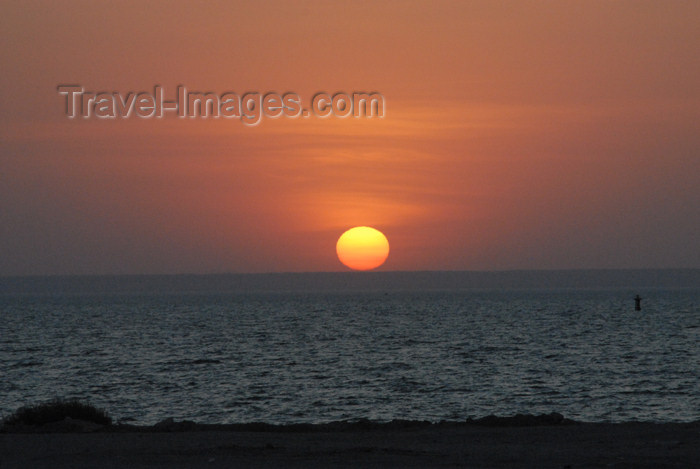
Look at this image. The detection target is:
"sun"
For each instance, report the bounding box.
[336,226,390,271]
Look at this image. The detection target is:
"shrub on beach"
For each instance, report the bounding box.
[3,399,112,426]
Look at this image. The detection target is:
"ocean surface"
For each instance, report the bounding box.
[1,271,699,425]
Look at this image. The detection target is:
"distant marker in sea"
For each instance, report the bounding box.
[634,294,642,311]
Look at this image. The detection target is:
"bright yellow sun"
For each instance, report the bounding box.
[336,226,390,271]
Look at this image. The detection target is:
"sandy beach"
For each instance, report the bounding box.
[2,417,699,468]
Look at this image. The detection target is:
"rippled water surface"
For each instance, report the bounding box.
[2,289,699,424]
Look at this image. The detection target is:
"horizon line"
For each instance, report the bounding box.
[2,267,699,281]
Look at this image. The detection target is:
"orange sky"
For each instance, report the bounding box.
[1,1,698,275]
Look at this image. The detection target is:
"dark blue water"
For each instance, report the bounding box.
[1,289,699,424]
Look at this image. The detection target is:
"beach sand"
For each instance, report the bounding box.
[2,418,699,468]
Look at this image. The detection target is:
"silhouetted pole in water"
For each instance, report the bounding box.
[634,295,642,311]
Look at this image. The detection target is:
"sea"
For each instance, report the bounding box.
[1,270,698,425]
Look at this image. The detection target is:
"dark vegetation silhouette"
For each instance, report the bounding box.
[3,399,112,426]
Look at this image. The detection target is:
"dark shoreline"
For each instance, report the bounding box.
[2,412,581,434]
[2,414,700,468]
